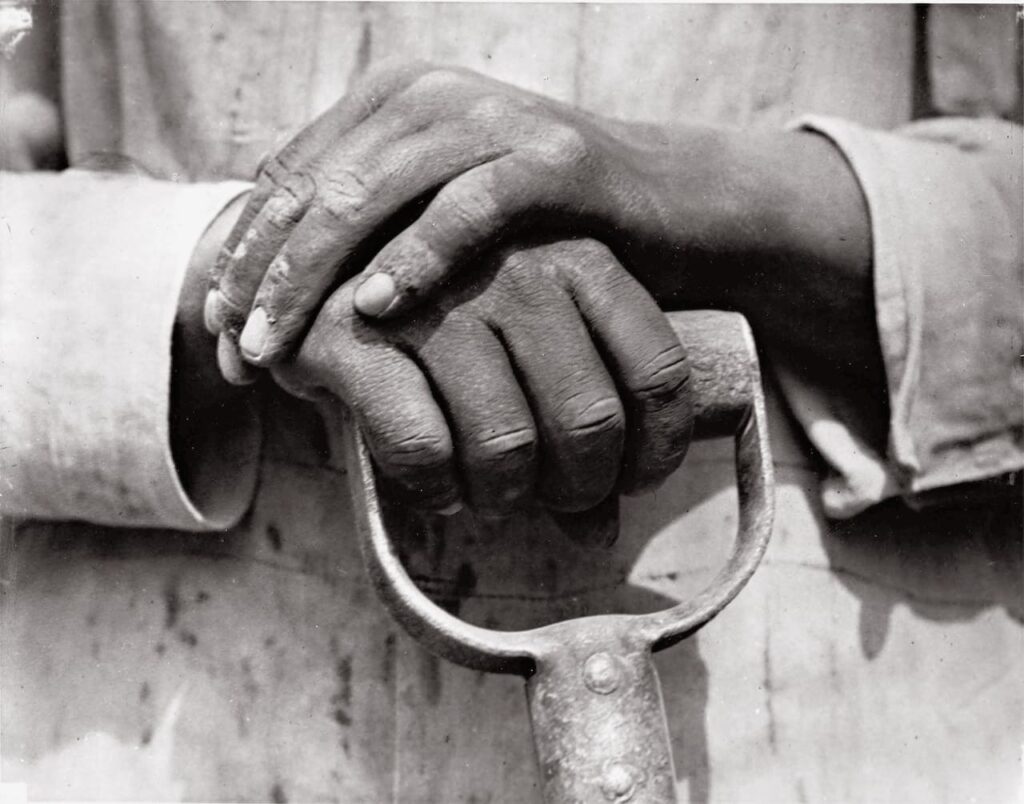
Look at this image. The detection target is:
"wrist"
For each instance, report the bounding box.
[612,122,761,298]
[628,125,871,310]
[737,128,872,277]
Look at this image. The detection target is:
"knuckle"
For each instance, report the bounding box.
[469,426,537,466]
[434,178,500,239]
[261,176,314,230]
[569,237,614,263]
[314,167,373,223]
[378,430,453,474]
[557,394,624,443]
[483,266,555,316]
[493,246,535,276]
[409,67,465,96]
[257,153,293,187]
[467,94,522,123]
[532,125,589,167]
[547,238,617,282]
[634,344,690,402]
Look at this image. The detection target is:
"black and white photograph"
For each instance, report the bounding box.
[0,0,1021,801]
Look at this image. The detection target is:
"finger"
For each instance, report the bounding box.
[216,333,260,386]
[413,316,537,516]
[209,61,434,331]
[353,127,597,320]
[207,183,307,378]
[556,241,694,493]
[287,291,461,512]
[236,124,512,365]
[352,151,552,319]
[208,171,316,338]
[494,281,625,512]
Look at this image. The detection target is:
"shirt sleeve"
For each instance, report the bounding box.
[774,115,1023,518]
[0,170,260,531]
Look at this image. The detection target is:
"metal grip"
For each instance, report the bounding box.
[668,309,760,441]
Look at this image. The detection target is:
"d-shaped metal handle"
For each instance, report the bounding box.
[345,310,774,803]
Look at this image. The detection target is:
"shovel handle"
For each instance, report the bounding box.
[345,310,774,803]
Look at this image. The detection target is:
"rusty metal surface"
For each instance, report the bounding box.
[346,310,775,803]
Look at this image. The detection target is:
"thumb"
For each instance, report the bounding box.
[353,272,402,317]
[352,153,542,318]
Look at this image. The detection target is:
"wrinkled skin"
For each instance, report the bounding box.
[205,61,698,372]
[200,60,879,516]
[270,239,693,515]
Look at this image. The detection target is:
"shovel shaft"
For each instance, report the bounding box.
[526,622,677,803]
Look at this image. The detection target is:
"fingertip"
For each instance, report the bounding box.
[217,332,260,386]
[353,273,397,317]
[203,290,222,335]
[238,307,270,363]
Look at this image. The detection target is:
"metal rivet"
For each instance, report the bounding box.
[600,761,640,801]
[583,652,621,694]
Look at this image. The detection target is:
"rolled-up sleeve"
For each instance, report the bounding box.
[778,115,1023,518]
[0,170,259,531]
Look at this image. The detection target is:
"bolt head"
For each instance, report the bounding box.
[601,761,640,801]
[583,651,622,694]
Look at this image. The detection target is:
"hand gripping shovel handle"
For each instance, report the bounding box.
[345,310,775,803]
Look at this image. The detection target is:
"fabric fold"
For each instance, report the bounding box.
[777,115,1023,517]
[0,171,258,530]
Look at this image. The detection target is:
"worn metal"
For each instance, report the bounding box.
[346,310,775,803]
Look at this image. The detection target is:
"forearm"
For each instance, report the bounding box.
[620,124,880,385]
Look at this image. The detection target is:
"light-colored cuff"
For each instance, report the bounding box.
[777,115,1024,518]
[0,171,258,531]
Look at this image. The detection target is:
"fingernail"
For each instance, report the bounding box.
[203,290,221,334]
[217,332,259,386]
[354,273,397,317]
[239,307,269,360]
[437,501,463,517]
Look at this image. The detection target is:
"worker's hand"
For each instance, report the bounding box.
[205,61,688,371]
[206,60,879,397]
[270,238,693,516]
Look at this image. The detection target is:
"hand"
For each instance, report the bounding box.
[207,60,879,395]
[206,61,687,370]
[270,239,693,516]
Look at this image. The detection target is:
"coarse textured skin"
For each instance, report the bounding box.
[191,61,882,516]
[269,239,694,515]
[8,6,1021,801]
[204,61,880,394]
